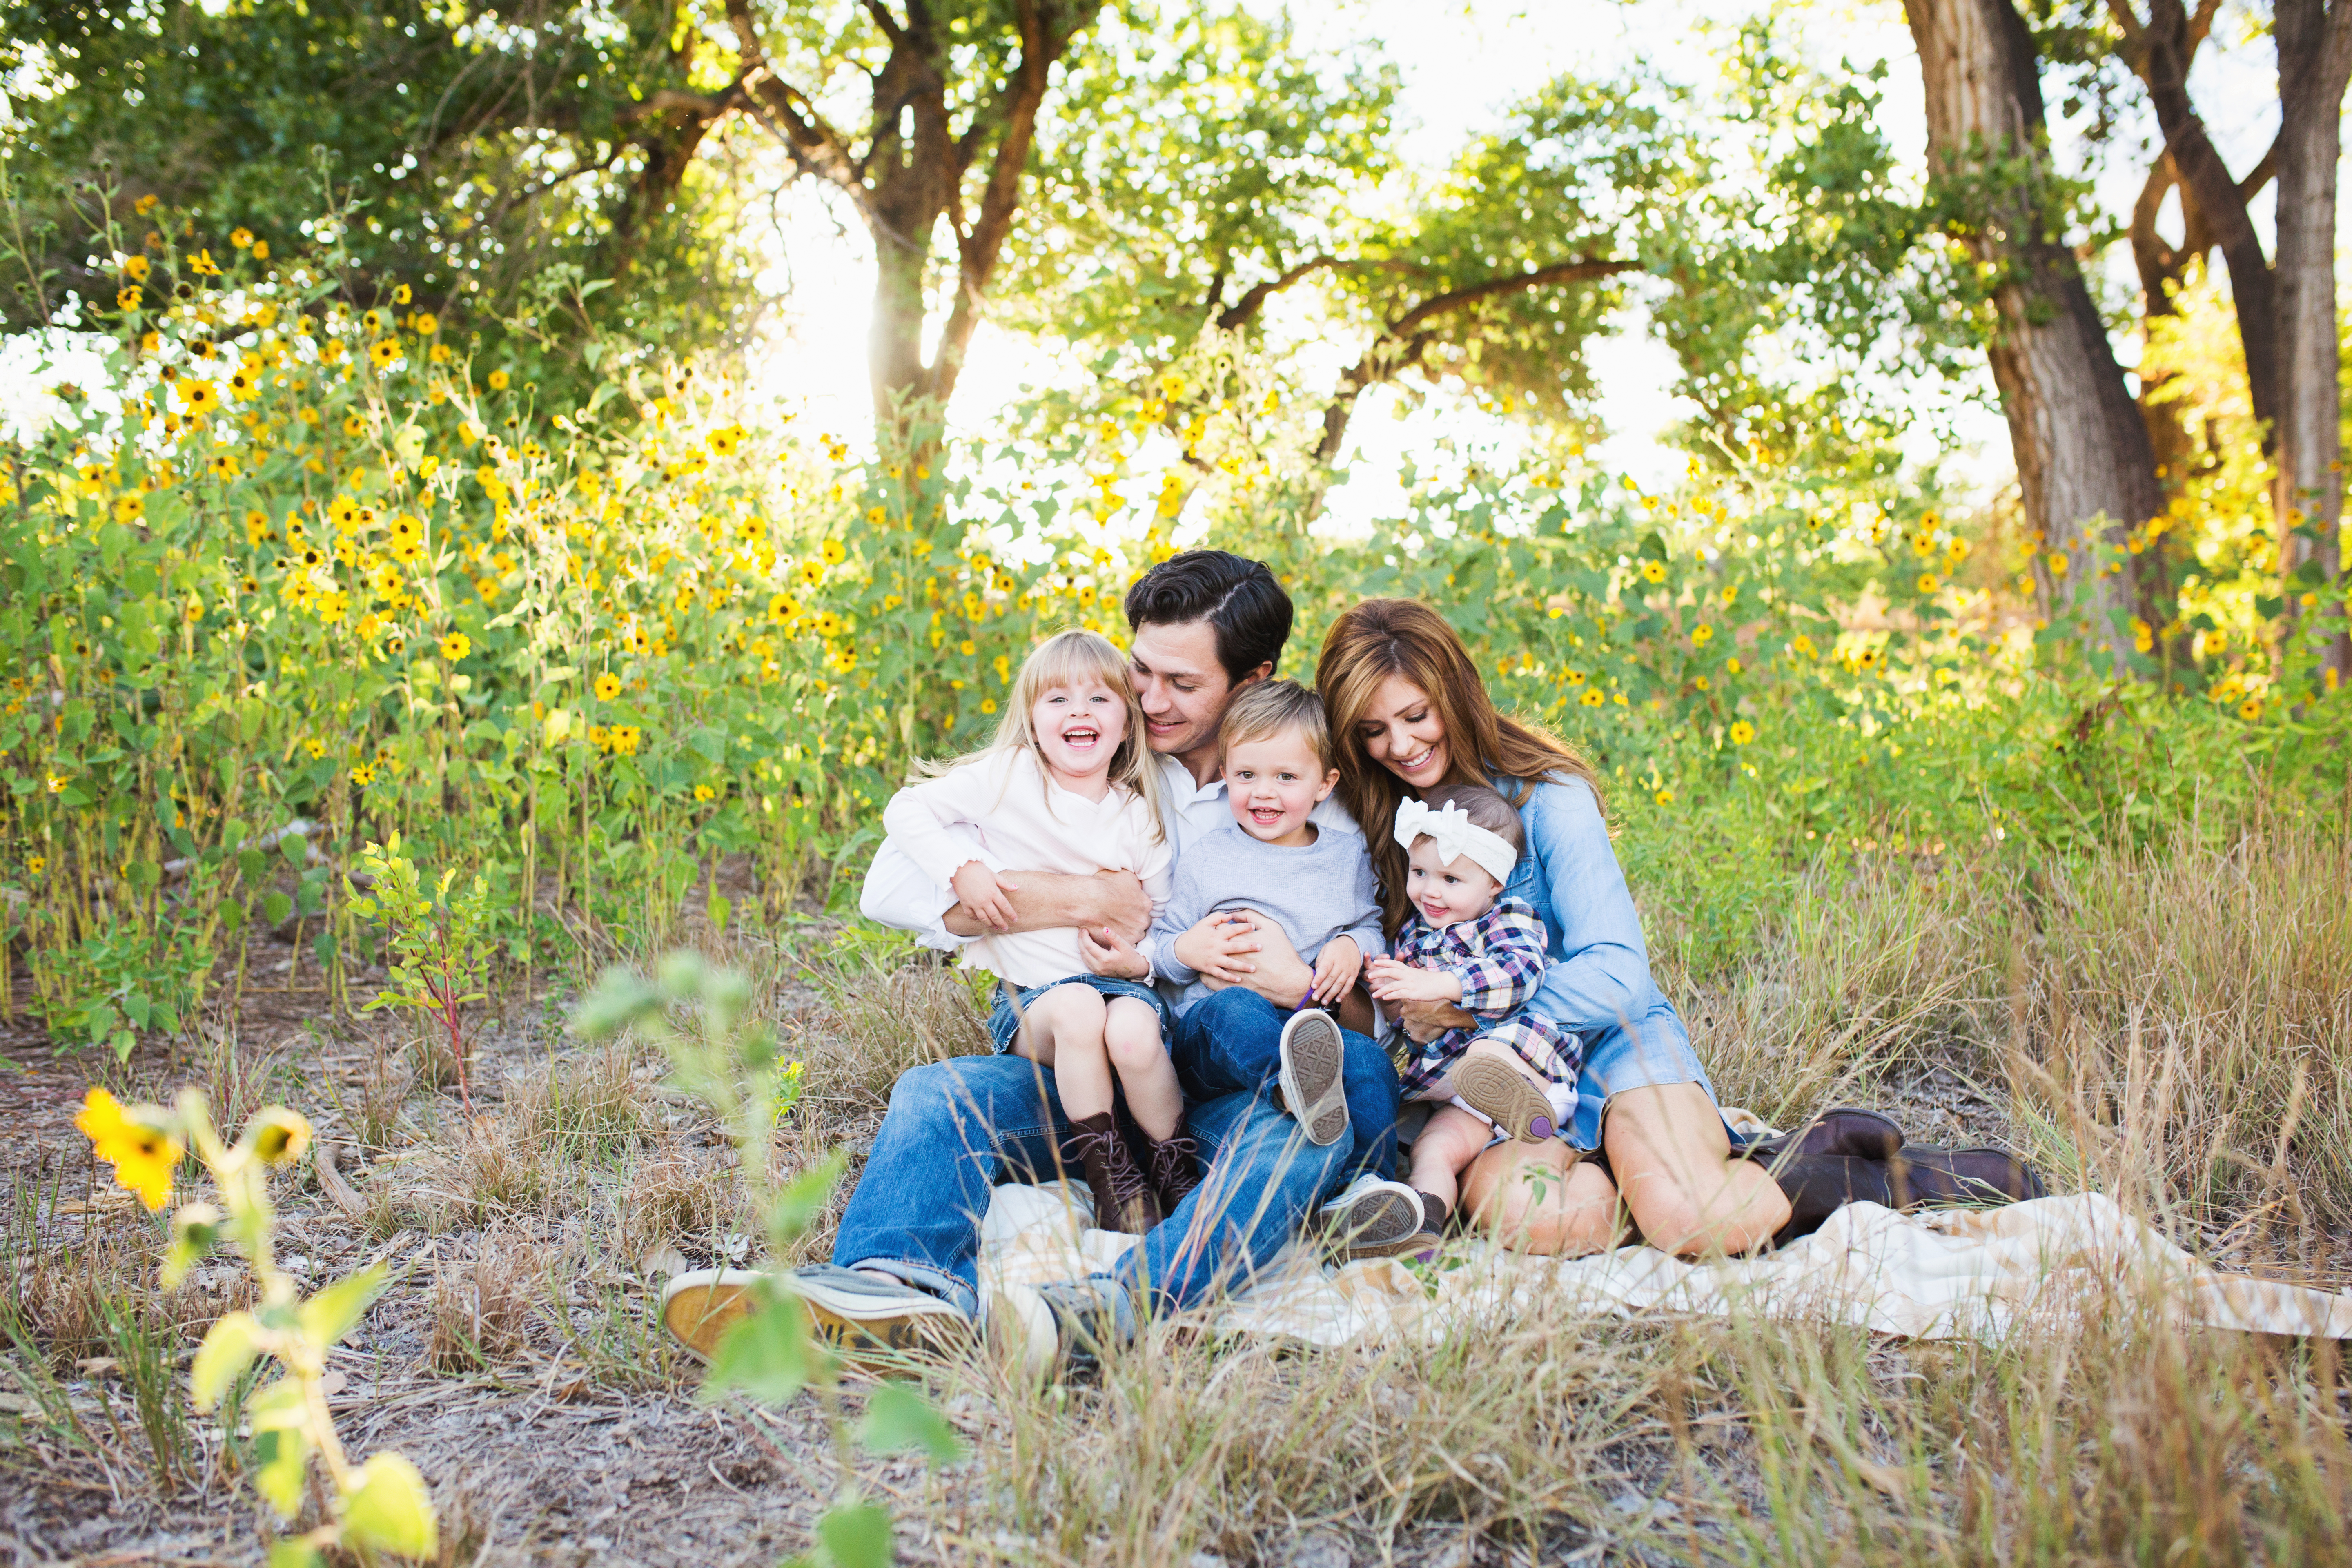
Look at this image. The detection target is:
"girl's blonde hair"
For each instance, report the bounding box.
[916,628,1164,832]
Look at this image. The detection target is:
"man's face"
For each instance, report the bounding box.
[1128,619,1242,758]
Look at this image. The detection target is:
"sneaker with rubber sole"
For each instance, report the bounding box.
[990,1277,1134,1381]
[661,1264,971,1365]
[1278,1009,1350,1147]
[1453,1056,1558,1143]
[1317,1174,1430,1259]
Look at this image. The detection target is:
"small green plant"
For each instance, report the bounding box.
[75,1086,437,1565]
[347,833,496,1114]
[576,952,964,1568]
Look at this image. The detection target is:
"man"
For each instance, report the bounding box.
[662,552,1414,1372]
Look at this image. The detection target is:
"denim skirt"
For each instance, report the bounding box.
[1560,1002,1722,1152]
[985,972,1176,1055]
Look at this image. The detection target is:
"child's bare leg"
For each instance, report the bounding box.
[1102,997,1181,1140]
[1012,984,1114,1121]
[1407,1106,1494,1213]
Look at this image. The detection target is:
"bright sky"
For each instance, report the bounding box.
[741,0,2292,531]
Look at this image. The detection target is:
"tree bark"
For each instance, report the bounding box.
[2272,0,2352,681]
[1904,0,2164,669]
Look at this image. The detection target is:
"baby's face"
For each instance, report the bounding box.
[1223,729,1337,846]
[1403,835,1503,927]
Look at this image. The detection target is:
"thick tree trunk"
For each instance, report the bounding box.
[2272,0,2352,682]
[1905,0,2163,670]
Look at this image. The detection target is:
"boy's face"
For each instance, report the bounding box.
[1223,729,1337,846]
[1403,835,1504,927]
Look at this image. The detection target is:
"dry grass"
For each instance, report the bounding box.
[6,821,2350,1564]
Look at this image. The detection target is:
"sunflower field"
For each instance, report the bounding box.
[4,203,2347,1056]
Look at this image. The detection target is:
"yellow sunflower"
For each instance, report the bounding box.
[74,1088,183,1212]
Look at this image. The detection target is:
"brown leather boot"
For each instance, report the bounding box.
[1139,1129,1202,1214]
[1068,1113,1163,1235]
[1738,1106,1906,1165]
[1888,1145,2047,1207]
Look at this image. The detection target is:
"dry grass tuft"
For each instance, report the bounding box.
[426,1226,547,1373]
[503,1038,655,1153]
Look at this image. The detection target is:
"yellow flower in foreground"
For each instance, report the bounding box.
[122,254,151,283]
[1654,788,1675,807]
[230,226,254,249]
[594,673,621,702]
[188,248,222,277]
[1916,573,1940,595]
[488,369,510,392]
[114,494,147,523]
[821,538,847,566]
[440,632,471,662]
[1579,687,1605,707]
[1691,623,1714,646]
[74,1088,184,1212]
[352,763,376,787]
[2045,552,2069,577]
[1728,720,1757,745]
[413,312,439,336]
[694,784,716,802]
[117,286,142,310]
[250,239,269,261]
[240,1107,312,1167]
[2238,698,2263,722]
[1640,560,1667,584]
[180,380,220,416]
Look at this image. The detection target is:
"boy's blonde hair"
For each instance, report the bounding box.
[917,628,1163,832]
[1217,679,1331,770]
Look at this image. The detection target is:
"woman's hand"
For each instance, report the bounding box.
[1172,911,1263,986]
[1396,996,1474,1045]
[950,860,1018,932]
[1365,956,1464,1005]
[1309,935,1362,1007]
[1078,925,1150,980]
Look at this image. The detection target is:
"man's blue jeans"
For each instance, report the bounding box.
[831,1009,1397,1317]
[1168,987,1401,1186]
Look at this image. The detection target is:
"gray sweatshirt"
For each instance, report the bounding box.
[1147,819,1386,1016]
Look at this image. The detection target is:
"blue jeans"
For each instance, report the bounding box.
[830,1052,1364,1317]
[1168,987,1402,1185]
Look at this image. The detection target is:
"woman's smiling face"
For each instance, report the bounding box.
[1357,674,1449,791]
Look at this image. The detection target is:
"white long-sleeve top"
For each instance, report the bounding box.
[878,747,1173,989]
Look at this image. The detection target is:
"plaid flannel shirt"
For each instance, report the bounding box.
[1392,895,1581,1099]
[1394,895,1551,1021]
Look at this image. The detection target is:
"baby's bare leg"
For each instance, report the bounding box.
[1408,1105,1496,1212]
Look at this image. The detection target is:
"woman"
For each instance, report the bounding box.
[1316,599,1790,1256]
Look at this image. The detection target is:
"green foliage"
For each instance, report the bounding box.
[347,833,493,1106]
[575,953,963,1568]
[0,0,761,371]
[77,1087,438,1561]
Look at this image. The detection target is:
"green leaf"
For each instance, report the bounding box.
[771,1153,845,1243]
[265,1541,321,1568]
[856,1384,965,1466]
[298,1265,388,1347]
[701,1286,811,1405]
[816,1500,893,1568]
[278,833,309,869]
[190,1311,263,1411]
[263,891,293,925]
[706,892,731,935]
[220,901,248,933]
[247,1379,313,1517]
[339,1450,438,1559]
[111,1029,137,1062]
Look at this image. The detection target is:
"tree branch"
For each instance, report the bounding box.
[1310,256,1637,466]
[724,0,867,196]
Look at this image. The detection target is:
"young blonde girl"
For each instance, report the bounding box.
[881,629,1187,1233]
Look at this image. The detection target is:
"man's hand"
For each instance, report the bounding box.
[1309,935,1362,1007]
[1367,956,1466,1006]
[1078,925,1151,981]
[950,860,1019,932]
[1396,996,1474,1045]
[1173,911,1264,986]
[1231,912,1314,1010]
[940,867,1150,941]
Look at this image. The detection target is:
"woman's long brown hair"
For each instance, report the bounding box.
[1316,599,1604,935]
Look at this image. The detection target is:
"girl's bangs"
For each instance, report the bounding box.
[1016,630,1128,701]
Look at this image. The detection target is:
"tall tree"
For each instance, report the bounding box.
[1903,0,2164,667]
[2102,0,2352,680]
[2270,0,2352,679]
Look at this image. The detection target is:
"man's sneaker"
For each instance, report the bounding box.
[1318,1174,1432,1259]
[991,1276,1136,1380]
[1278,1009,1350,1146]
[660,1264,970,1365]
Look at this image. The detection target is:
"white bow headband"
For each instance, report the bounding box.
[1392,797,1518,884]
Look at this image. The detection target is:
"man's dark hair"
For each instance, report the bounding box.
[1123,549,1292,684]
